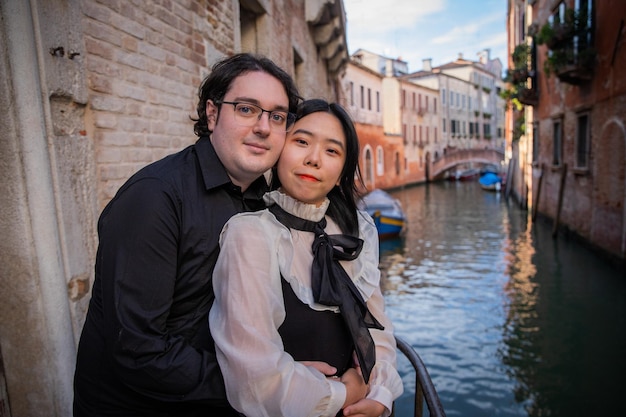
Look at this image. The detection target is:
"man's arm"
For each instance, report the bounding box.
[98,177,225,402]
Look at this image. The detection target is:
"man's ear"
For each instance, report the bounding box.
[206,100,217,131]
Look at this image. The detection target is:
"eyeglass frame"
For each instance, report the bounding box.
[217,100,296,132]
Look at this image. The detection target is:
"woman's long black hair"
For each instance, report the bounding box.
[273,98,365,236]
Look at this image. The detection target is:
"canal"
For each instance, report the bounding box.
[380,181,626,417]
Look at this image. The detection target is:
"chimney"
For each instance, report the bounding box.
[385,59,394,77]
[479,48,491,64]
[458,52,463,60]
[423,58,432,72]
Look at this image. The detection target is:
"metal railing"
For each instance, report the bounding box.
[392,336,446,417]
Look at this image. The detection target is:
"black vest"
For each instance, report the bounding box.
[278,278,354,376]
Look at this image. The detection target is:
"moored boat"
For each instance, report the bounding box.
[479,172,502,191]
[359,189,406,239]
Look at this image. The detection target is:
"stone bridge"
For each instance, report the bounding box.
[429,148,505,180]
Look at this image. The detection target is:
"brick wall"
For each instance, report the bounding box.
[82,0,219,209]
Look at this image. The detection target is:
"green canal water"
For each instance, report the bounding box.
[380,181,625,417]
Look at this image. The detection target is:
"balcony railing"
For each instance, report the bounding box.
[517,86,538,106]
[536,8,595,85]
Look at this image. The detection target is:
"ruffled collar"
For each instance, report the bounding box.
[263,190,329,222]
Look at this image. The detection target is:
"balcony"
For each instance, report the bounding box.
[536,8,595,85]
[554,49,594,84]
[501,44,538,107]
[509,68,530,84]
[517,87,538,106]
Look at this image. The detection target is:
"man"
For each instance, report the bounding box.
[73,53,301,416]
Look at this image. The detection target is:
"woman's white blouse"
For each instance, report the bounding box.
[209,191,403,417]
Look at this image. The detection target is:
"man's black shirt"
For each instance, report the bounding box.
[74,136,267,416]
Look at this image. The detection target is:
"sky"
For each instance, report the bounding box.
[343,0,509,73]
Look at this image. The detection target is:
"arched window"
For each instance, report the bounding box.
[376,146,384,176]
[364,147,373,185]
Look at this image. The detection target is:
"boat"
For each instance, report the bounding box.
[456,168,481,181]
[359,189,406,238]
[479,172,502,191]
[447,168,480,181]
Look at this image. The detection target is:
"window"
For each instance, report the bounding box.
[434,98,437,113]
[442,89,446,105]
[367,88,372,110]
[469,122,474,136]
[434,127,438,142]
[376,146,384,176]
[443,118,447,133]
[402,124,407,144]
[395,152,400,175]
[402,89,406,108]
[425,96,429,111]
[450,91,454,106]
[349,82,354,106]
[576,113,590,168]
[552,118,563,166]
[413,125,417,144]
[365,148,373,184]
[360,86,364,108]
[376,92,380,112]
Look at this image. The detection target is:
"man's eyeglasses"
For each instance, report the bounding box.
[218,101,296,132]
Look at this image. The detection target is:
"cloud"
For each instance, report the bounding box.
[343,0,508,70]
[344,0,446,35]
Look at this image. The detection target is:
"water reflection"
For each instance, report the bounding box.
[381,182,626,417]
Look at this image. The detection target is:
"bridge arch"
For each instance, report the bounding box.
[430,148,504,180]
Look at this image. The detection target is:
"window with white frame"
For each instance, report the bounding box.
[442,89,446,105]
[376,146,384,176]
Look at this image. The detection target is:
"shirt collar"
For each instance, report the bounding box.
[195,136,269,199]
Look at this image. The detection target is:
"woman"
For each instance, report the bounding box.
[209,99,403,417]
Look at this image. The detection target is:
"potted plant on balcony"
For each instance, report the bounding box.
[536,9,578,49]
[501,44,538,107]
[536,7,595,83]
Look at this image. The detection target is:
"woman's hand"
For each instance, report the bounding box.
[340,368,368,409]
[343,398,385,417]
[300,361,337,376]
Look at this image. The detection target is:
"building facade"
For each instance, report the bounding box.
[342,49,506,189]
[405,53,506,177]
[505,0,626,260]
[0,0,349,415]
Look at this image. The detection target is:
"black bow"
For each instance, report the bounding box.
[269,204,383,383]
